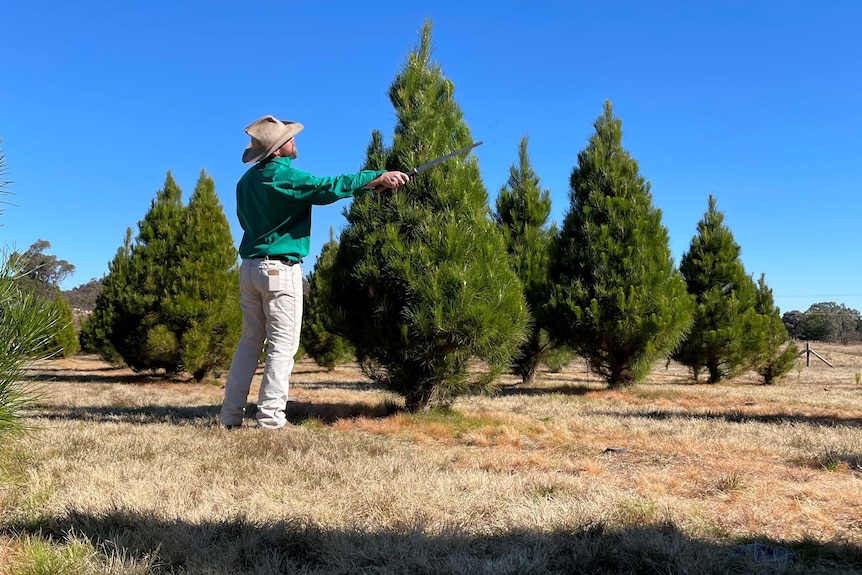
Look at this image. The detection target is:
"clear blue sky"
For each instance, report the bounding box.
[2,1,860,314]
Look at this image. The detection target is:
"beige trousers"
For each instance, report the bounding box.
[219,258,303,429]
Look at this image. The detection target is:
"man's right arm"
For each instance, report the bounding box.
[274,167,411,205]
[366,171,411,190]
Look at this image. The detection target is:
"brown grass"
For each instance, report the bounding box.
[1,344,861,574]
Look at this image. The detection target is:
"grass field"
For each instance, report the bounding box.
[1,343,861,574]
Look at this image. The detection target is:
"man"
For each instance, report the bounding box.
[219,115,409,429]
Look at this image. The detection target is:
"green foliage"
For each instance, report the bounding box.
[674,195,759,383]
[0,144,71,440]
[0,138,10,205]
[40,295,79,358]
[0,142,58,439]
[7,240,79,357]
[799,302,860,343]
[331,21,529,411]
[751,274,798,384]
[0,257,59,439]
[495,135,573,384]
[170,170,241,381]
[546,101,693,387]
[302,229,354,370]
[80,171,239,380]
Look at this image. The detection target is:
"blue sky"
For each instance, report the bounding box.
[1,1,860,314]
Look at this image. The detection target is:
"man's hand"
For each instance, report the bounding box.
[369,171,410,190]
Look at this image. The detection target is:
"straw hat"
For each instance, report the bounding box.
[242,115,304,164]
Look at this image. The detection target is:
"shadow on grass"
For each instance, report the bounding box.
[284,399,399,425]
[18,371,177,385]
[4,509,861,574]
[29,399,399,427]
[497,384,602,397]
[29,404,221,426]
[599,408,862,429]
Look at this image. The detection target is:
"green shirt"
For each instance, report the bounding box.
[236,157,383,261]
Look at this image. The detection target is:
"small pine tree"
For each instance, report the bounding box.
[546,101,692,387]
[41,295,79,357]
[751,274,798,384]
[302,228,354,370]
[332,21,529,411]
[495,135,572,384]
[675,194,759,383]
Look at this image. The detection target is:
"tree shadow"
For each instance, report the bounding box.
[28,398,400,428]
[4,509,860,574]
[29,404,220,426]
[19,371,180,385]
[497,384,602,397]
[598,408,862,429]
[284,399,399,425]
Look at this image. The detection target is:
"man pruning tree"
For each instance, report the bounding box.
[219,115,410,430]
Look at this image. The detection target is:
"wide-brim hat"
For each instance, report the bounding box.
[242,115,304,164]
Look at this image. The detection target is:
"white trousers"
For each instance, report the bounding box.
[219,258,303,429]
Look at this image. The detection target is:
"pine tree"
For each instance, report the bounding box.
[1,141,61,439]
[495,136,572,384]
[121,171,186,372]
[0,256,59,436]
[675,194,759,383]
[331,21,529,411]
[41,296,79,357]
[172,170,240,381]
[82,172,239,380]
[302,228,354,370]
[546,101,692,387]
[751,274,799,384]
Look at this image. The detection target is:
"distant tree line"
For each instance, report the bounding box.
[62,278,102,312]
[782,303,862,344]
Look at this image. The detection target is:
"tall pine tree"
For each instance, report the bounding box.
[675,194,759,383]
[546,101,692,387]
[495,135,572,384]
[331,21,528,411]
[125,171,186,372]
[172,170,240,381]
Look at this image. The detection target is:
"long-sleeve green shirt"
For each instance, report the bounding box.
[236,157,383,261]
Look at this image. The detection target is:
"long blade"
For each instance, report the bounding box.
[408,141,483,176]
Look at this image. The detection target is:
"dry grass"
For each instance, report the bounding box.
[1,344,861,574]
